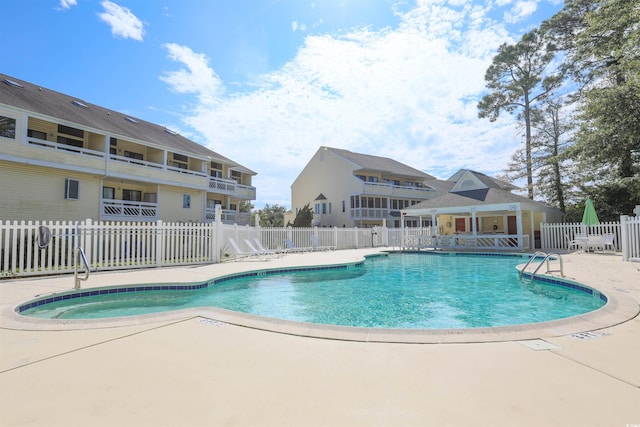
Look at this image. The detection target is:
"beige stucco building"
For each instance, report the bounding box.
[0,74,256,224]
[287,146,437,228]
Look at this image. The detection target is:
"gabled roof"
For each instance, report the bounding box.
[0,74,255,175]
[406,186,561,213]
[447,169,517,191]
[326,147,435,180]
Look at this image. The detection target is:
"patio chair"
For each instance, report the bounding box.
[311,235,336,251]
[566,234,584,252]
[284,239,311,252]
[227,237,270,261]
[254,238,285,256]
[602,233,616,253]
[244,239,279,258]
[586,234,605,253]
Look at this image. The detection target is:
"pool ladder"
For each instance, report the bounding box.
[74,246,90,289]
[519,251,564,283]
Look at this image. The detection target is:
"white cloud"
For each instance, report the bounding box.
[504,0,538,24]
[160,43,225,106]
[98,1,145,41]
[59,0,77,9]
[161,2,526,207]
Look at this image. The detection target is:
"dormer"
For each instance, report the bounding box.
[449,170,489,193]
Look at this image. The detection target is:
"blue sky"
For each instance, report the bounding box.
[2,0,563,208]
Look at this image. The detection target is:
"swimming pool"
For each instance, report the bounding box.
[19,253,606,329]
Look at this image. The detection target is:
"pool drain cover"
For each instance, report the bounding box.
[571,331,610,340]
[517,339,561,351]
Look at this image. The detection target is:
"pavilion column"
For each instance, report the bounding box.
[470,208,477,236]
[515,207,523,249]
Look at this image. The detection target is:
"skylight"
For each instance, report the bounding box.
[72,100,88,109]
[3,79,23,88]
[124,117,138,124]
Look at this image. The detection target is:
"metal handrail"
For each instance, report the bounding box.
[74,246,90,289]
[519,251,546,280]
[522,252,564,283]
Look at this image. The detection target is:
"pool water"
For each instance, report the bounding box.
[21,253,606,328]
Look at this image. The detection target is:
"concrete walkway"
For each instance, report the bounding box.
[1,249,639,426]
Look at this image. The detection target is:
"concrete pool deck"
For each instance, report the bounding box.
[1,249,639,426]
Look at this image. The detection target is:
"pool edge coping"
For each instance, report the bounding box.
[2,250,639,344]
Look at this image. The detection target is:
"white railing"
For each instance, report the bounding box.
[403,234,529,251]
[101,199,159,221]
[362,182,433,197]
[109,154,163,169]
[209,177,237,193]
[541,222,622,251]
[166,165,208,178]
[236,183,257,199]
[0,219,217,277]
[28,137,105,158]
[351,207,389,219]
[621,215,640,262]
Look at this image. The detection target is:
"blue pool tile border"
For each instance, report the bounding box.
[17,262,364,314]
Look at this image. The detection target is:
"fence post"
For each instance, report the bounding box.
[621,215,629,261]
[155,220,163,267]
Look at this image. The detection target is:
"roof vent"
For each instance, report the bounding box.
[3,79,24,88]
[72,100,89,108]
[124,116,138,124]
[164,127,178,135]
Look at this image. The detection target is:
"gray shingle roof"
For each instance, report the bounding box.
[327,147,435,180]
[0,74,255,174]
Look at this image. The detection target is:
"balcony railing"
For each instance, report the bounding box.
[166,165,208,178]
[101,199,159,221]
[109,154,163,169]
[205,208,251,225]
[208,177,256,199]
[362,182,433,197]
[351,208,389,220]
[28,137,105,158]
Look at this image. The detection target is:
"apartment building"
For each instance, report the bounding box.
[0,74,256,224]
[288,146,437,228]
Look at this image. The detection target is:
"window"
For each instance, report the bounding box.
[342,201,345,212]
[322,203,327,214]
[58,124,84,138]
[28,129,47,140]
[64,179,79,200]
[143,193,157,203]
[57,136,83,147]
[315,203,320,214]
[173,153,188,162]
[102,187,115,199]
[0,115,16,139]
[122,189,141,202]
[355,175,366,181]
[183,194,191,209]
[368,176,379,183]
[329,203,332,214]
[124,150,143,160]
[110,137,117,146]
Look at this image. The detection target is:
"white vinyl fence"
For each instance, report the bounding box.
[540,221,622,251]
[621,215,640,262]
[0,220,392,278]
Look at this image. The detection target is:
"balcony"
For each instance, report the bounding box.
[101,199,159,222]
[28,136,105,158]
[208,177,256,200]
[205,207,251,225]
[351,207,389,220]
[362,182,434,198]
